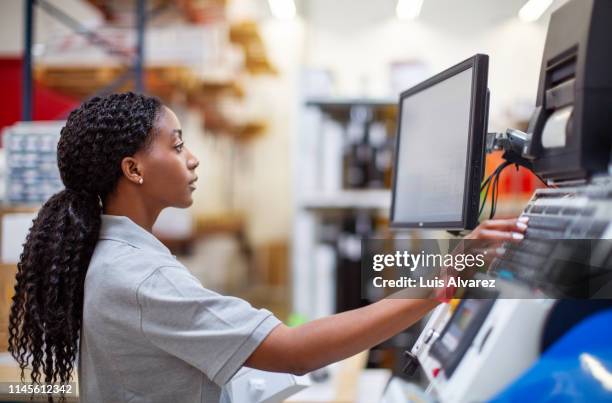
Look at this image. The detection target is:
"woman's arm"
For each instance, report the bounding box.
[246,298,437,375]
[245,217,528,375]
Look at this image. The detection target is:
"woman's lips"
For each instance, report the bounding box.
[189,177,198,191]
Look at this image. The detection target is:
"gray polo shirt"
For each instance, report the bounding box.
[78,214,281,402]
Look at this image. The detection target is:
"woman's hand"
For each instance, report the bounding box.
[436,217,530,301]
[465,216,529,241]
[461,216,529,264]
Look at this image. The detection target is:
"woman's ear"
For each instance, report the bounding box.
[120,156,143,185]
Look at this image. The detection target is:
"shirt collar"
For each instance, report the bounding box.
[99,214,172,256]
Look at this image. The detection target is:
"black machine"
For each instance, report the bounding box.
[484,0,612,298]
[525,0,612,181]
[390,54,489,230]
[482,0,612,220]
[489,178,612,299]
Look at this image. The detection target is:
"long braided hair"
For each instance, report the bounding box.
[8,92,162,399]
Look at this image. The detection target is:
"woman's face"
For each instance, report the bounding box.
[136,106,199,209]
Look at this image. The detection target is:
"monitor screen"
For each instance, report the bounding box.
[390,54,489,230]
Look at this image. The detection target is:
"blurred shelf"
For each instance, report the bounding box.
[187,79,245,100]
[86,0,227,25]
[34,64,194,100]
[0,264,16,352]
[34,65,267,141]
[194,212,245,237]
[0,205,40,214]
[305,98,398,123]
[297,191,530,219]
[230,21,277,75]
[305,98,396,108]
[300,189,391,210]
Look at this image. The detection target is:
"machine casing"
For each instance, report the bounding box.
[527,0,612,180]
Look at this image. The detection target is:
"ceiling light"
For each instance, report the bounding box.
[518,0,554,22]
[268,0,296,20]
[396,0,424,20]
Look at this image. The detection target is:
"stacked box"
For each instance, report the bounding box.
[3,122,65,204]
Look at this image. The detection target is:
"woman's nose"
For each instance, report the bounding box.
[189,156,200,170]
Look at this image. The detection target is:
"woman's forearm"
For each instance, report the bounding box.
[289,298,438,373]
[246,298,438,375]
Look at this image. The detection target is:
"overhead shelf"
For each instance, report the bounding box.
[230,21,277,75]
[305,98,396,108]
[34,64,194,100]
[299,189,391,210]
[304,98,398,124]
[85,0,228,25]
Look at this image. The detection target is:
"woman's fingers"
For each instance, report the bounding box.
[477,229,525,241]
[465,217,528,241]
[480,217,529,233]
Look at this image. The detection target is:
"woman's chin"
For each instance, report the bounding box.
[171,196,194,209]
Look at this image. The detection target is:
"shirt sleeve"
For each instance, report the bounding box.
[136,266,282,386]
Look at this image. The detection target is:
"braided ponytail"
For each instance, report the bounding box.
[8,92,162,400]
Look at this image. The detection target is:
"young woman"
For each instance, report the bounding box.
[8,92,527,402]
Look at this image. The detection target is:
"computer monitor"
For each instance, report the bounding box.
[390,54,489,230]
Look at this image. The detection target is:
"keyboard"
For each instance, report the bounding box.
[489,177,612,298]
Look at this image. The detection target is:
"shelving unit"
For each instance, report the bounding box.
[292,98,397,320]
[300,189,391,210]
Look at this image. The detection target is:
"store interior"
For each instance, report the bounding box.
[1,0,611,402]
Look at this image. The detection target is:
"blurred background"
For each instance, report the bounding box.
[0,0,568,399]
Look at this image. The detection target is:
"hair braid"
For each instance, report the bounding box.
[8,92,162,402]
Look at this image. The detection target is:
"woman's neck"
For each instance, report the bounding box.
[103,183,162,233]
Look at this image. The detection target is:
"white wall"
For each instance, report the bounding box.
[300,0,560,131]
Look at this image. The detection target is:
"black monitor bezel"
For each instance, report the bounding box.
[390,54,489,230]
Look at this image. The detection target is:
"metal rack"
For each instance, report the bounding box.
[21,0,149,121]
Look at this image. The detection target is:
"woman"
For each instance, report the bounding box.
[8,92,527,402]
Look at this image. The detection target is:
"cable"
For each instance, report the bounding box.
[480,165,502,217]
[479,184,489,217]
[490,164,502,219]
[534,172,554,188]
[489,163,502,219]
[489,171,498,219]
[480,160,551,220]
[490,161,512,219]
[479,161,508,218]
[479,161,516,220]
[480,171,494,191]
[493,168,502,217]
[479,170,496,217]
[493,162,507,218]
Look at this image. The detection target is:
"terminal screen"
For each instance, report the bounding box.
[392,67,474,225]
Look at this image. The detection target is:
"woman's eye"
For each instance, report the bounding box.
[174,143,184,152]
